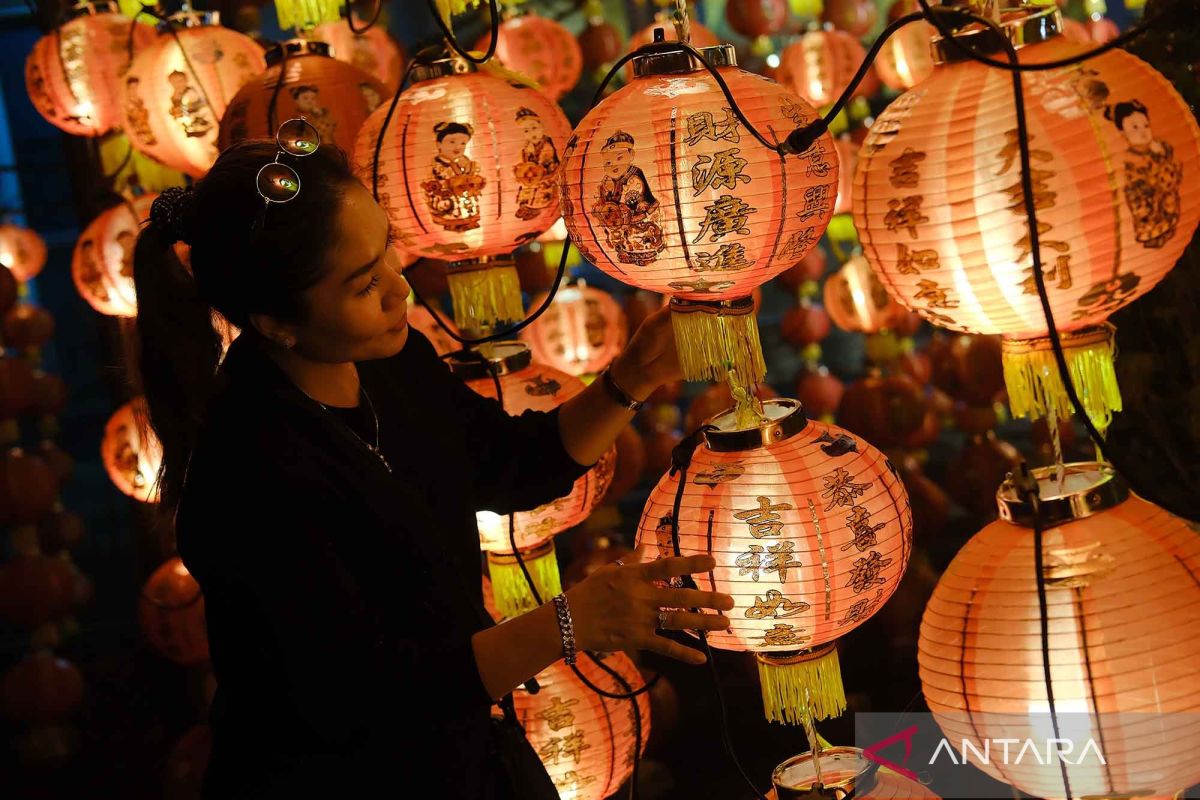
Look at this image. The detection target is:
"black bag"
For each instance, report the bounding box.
[488,693,560,800]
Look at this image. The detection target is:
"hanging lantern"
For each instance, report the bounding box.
[475,12,583,103]
[219,40,385,157]
[578,4,622,75]
[3,305,55,351]
[138,556,209,665]
[120,11,266,177]
[0,224,47,284]
[101,398,162,503]
[0,449,59,527]
[832,135,858,216]
[854,6,1200,428]
[512,652,650,800]
[448,342,615,617]
[518,284,628,378]
[637,398,911,724]
[353,56,571,334]
[823,253,908,333]
[920,463,1200,799]
[562,44,838,389]
[777,29,880,109]
[875,0,935,91]
[272,0,342,33]
[310,17,405,92]
[24,2,155,137]
[725,0,790,39]
[821,0,878,37]
[72,194,155,318]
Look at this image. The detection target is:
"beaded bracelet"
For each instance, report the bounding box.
[551,593,577,666]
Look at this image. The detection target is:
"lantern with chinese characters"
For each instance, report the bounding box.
[101,398,162,503]
[448,342,615,617]
[121,12,266,177]
[777,29,880,109]
[562,43,838,390]
[219,40,385,157]
[512,652,650,800]
[475,11,583,103]
[72,194,155,318]
[311,17,405,92]
[24,1,155,137]
[919,463,1200,799]
[518,284,628,378]
[0,224,47,284]
[823,254,908,334]
[875,0,936,91]
[637,398,911,724]
[853,6,1200,428]
[353,56,571,334]
[138,556,209,665]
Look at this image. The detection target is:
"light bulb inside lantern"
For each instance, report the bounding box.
[766,53,781,69]
[73,100,96,124]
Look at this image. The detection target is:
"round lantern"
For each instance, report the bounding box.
[310,18,405,93]
[0,652,84,724]
[637,398,911,724]
[353,55,571,334]
[795,364,844,420]
[475,12,583,103]
[72,194,155,318]
[518,284,627,378]
[0,554,75,629]
[876,0,936,91]
[512,652,650,800]
[578,11,622,75]
[822,0,879,37]
[101,398,163,503]
[0,448,58,527]
[562,44,838,388]
[3,305,55,350]
[24,1,156,137]
[853,6,1200,428]
[726,0,790,39]
[920,463,1200,799]
[138,556,209,665]
[121,11,266,177]
[448,342,615,617]
[219,40,385,158]
[0,223,47,283]
[832,135,858,217]
[824,253,909,334]
[777,29,880,109]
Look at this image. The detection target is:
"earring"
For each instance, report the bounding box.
[280,337,295,349]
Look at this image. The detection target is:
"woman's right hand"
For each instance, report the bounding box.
[564,546,735,665]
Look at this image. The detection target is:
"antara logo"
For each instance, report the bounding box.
[928,738,1107,767]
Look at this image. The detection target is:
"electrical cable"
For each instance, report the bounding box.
[346,0,383,34]
[426,0,500,65]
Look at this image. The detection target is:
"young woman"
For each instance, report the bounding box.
[133,134,732,798]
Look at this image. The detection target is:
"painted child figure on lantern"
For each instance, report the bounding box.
[513,107,561,221]
[124,76,156,146]
[76,239,109,303]
[593,130,665,266]
[291,85,337,145]
[423,121,485,232]
[167,70,213,139]
[1107,99,1184,249]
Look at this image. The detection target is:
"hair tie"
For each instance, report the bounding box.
[150,186,197,246]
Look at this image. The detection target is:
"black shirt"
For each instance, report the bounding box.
[175,330,590,798]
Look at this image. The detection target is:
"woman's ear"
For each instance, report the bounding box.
[248,313,298,349]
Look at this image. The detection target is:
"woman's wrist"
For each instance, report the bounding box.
[609,354,656,404]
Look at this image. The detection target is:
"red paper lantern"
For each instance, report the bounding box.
[781,301,831,346]
[219,40,385,159]
[138,556,209,665]
[822,0,879,36]
[518,284,628,377]
[837,372,927,448]
[121,12,266,177]
[777,29,880,109]
[72,194,155,318]
[876,0,936,91]
[0,554,75,629]
[944,431,1021,517]
[0,448,58,527]
[726,0,789,38]
[0,652,84,723]
[0,223,47,283]
[578,16,622,74]
[24,2,155,137]
[3,305,55,350]
[476,12,583,103]
[776,245,828,291]
[101,398,163,504]
[921,464,1200,799]
[795,364,844,418]
[0,356,36,419]
[310,18,405,93]
[513,652,650,800]
[407,304,460,356]
[29,372,68,416]
[833,135,858,216]
[823,254,908,333]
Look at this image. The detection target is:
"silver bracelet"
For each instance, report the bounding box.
[551,593,577,666]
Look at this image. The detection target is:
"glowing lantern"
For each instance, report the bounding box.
[121,12,266,177]
[101,398,162,503]
[219,40,385,157]
[513,652,650,800]
[726,0,790,38]
[777,29,880,109]
[562,44,838,389]
[311,18,405,92]
[919,463,1200,799]
[578,3,622,75]
[138,556,209,665]
[72,194,155,318]
[637,398,911,724]
[0,224,47,283]
[24,2,155,137]
[449,342,615,617]
[876,0,936,91]
[518,284,628,378]
[475,12,583,103]
[822,0,879,37]
[353,56,571,334]
[823,254,908,334]
[833,135,858,216]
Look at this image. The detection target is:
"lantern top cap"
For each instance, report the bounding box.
[631,40,737,79]
[265,39,333,67]
[157,10,219,31]
[411,54,478,84]
[772,746,877,798]
[997,461,1130,528]
[702,398,809,453]
[447,341,532,380]
[64,1,120,20]
[931,3,1063,65]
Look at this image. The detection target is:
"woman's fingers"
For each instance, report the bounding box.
[638,632,707,665]
[641,554,716,582]
[658,610,730,633]
[653,587,734,612]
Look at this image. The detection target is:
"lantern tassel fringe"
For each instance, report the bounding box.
[487,546,563,619]
[274,0,343,31]
[671,305,766,388]
[756,646,847,725]
[447,263,525,335]
[1002,325,1121,431]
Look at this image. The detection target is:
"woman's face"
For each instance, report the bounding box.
[291,181,411,363]
[1122,111,1152,147]
[439,132,470,159]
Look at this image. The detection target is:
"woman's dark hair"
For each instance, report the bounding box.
[133,140,359,510]
[1105,99,1150,130]
[433,121,473,141]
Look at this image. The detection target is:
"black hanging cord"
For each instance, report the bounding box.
[346,0,383,34]
[265,40,290,134]
[426,0,500,65]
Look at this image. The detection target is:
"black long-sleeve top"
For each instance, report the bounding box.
[175,329,590,798]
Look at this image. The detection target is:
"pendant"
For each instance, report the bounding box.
[369,445,392,473]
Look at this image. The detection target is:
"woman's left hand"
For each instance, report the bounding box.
[610,305,681,401]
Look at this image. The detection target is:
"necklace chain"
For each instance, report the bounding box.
[313,384,391,473]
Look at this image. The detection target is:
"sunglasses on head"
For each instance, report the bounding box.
[255,117,321,205]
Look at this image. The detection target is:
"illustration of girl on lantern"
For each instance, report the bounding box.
[1106,99,1183,249]
[423,121,486,232]
[513,107,561,221]
[592,130,665,266]
[167,69,213,139]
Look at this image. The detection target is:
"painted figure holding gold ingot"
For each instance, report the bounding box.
[514,107,561,220]
[423,121,485,232]
[592,131,665,266]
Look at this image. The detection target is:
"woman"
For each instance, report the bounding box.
[133,137,732,798]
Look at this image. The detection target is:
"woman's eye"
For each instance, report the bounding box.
[359,274,380,296]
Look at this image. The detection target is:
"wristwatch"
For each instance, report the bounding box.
[601,365,645,412]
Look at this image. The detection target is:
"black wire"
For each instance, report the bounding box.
[426,0,499,65]
[346,0,383,34]
[266,41,290,134]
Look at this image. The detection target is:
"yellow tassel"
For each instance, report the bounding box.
[447,258,524,335]
[100,134,188,194]
[274,0,344,32]
[435,0,486,22]
[487,541,562,619]
[756,645,847,725]
[670,297,766,387]
[1001,324,1122,432]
